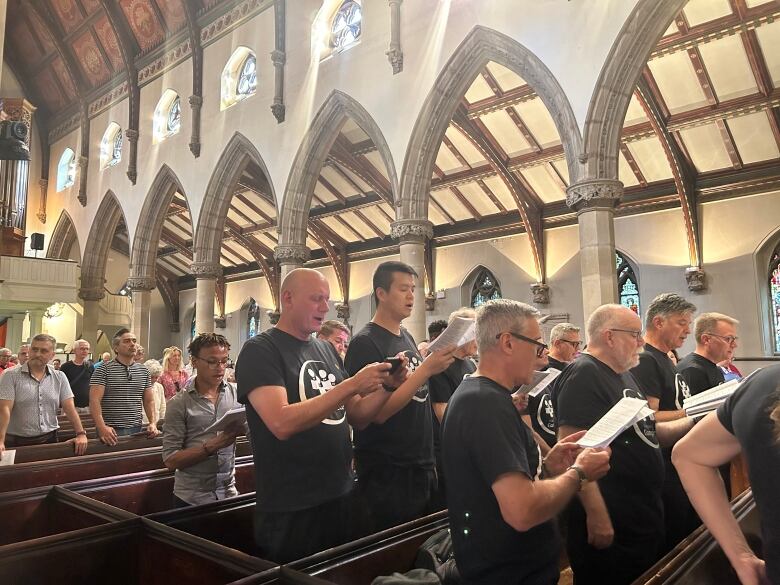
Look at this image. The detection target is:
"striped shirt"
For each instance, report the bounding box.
[0,364,73,437]
[90,359,151,429]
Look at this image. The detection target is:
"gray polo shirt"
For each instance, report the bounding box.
[162,378,242,506]
[0,364,74,437]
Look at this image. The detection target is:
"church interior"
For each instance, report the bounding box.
[0,0,778,583]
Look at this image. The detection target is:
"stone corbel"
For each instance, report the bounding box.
[685,267,706,292]
[565,179,623,212]
[386,0,403,74]
[77,155,88,207]
[531,282,550,305]
[336,302,350,322]
[267,309,281,325]
[37,179,48,223]
[125,129,138,185]
[271,0,286,123]
[189,95,203,157]
[425,292,436,312]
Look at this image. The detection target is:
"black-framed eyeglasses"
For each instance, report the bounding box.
[609,328,643,341]
[497,331,548,357]
[706,333,738,345]
[560,339,582,350]
[194,356,229,369]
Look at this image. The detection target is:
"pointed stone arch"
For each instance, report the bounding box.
[582,0,686,181]
[47,209,80,261]
[129,164,189,281]
[399,25,583,223]
[81,190,127,294]
[278,90,400,249]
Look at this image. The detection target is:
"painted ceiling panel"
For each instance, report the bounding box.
[679,123,733,172]
[485,61,526,91]
[447,127,487,167]
[464,74,494,104]
[618,150,640,187]
[320,216,359,243]
[457,181,501,216]
[51,58,78,100]
[320,165,362,198]
[226,206,251,228]
[434,141,466,174]
[9,21,43,68]
[250,232,277,252]
[433,189,473,222]
[73,31,111,86]
[157,0,188,32]
[230,198,264,225]
[340,211,374,239]
[341,119,369,144]
[35,69,67,111]
[746,0,775,6]
[51,0,86,34]
[626,136,674,182]
[663,21,679,37]
[313,180,340,204]
[363,150,390,180]
[335,163,373,194]
[479,109,533,157]
[755,20,780,87]
[427,202,448,226]
[359,205,392,233]
[682,0,732,27]
[623,94,649,127]
[648,51,709,114]
[120,0,165,53]
[697,35,757,101]
[726,111,780,164]
[94,16,125,71]
[81,0,102,14]
[519,165,566,203]
[513,98,561,148]
[28,10,57,56]
[306,235,321,251]
[481,175,518,211]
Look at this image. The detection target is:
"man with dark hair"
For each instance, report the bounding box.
[0,334,88,459]
[90,328,159,444]
[630,292,698,549]
[345,260,455,531]
[427,320,448,343]
[317,319,350,357]
[236,268,409,562]
[163,333,243,507]
[60,339,94,413]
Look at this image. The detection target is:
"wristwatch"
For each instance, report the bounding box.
[567,464,587,491]
[75,430,87,437]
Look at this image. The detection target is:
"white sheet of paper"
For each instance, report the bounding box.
[202,407,247,434]
[577,397,652,449]
[0,449,16,466]
[683,378,741,415]
[427,317,476,352]
[514,368,561,398]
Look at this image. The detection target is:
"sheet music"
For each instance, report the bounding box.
[577,397,653,449]
[0,449,16,466]
[202,407,247,434]
[427,317,476,352]
[683,378,741,416]
[514,368,561,397]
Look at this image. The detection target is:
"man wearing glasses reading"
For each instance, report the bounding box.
[163,333,243,507]
[676,312,739,395]
[546,322,581,372]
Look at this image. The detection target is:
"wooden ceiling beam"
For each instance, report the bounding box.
[234,192,276,225]
[442,135,471,169]
[467,84,537,118]
[450,185,482,221]
[477,179,508,214]
[317,175,348,204]
[429,194,457,225]
[353,209,386,239]
[715,119,743,169]
[619,142,648,187]
[505,107,542,152]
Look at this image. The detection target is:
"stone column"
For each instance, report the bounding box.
[79,287,105,349]
[566,180,622,320]
[391,219,433,343]
[191,262,222,335]
[128,276,155,349]
[28,309,44,339]
[5,313,25,350]
[274,244,310,287]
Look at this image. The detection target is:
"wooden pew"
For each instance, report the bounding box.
[11,435,163,464]
[63,455,256,515]
[0,517,275,585]
[0,485,134,547]
[632,489,761,584]
[233,567,341,584]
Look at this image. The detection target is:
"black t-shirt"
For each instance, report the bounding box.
[526,386,557,448]
[556,354,664,540]
[546,356,567,372]
[632,343,691,410]
[60,360,95,408]
[442,375,558,584]
[676,352,724,395]
[717,365,780,584]
[429,357,476,462]
[236,328,353,513]
[345,322,433,468]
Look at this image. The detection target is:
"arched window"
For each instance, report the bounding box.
[153,89,181,143]
[221,47,257,110]
[331,0,362,52]
[616,251,640,315]
[769,243,780,354]
[470,268,502,308]
[247,298,260,339]
[100,123,122,169]
[56,148,76,191]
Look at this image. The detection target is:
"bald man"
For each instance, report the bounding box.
[555,305,695,585]
[236,268,414,562]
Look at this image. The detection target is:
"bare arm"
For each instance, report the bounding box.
[433,402,447,423]
[492,470,581,531]
[521,413,551,456]
[655,416,694,448]
[0,399,12,458]
[143,387,159,436]
[647,396,687,422]
[60,397,88,455]
[671,413,765,584]
[345,389,392,430]
[90,384,117,445]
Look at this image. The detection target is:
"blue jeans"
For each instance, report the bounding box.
[115,425,144,437]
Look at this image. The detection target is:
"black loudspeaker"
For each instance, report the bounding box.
[30,233,45,250]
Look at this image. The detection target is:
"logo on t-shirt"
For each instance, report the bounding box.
[623,388,659,448]
[535,393,556,437]
[674,374,691,409]
[406,351,429,403]
[298,360,346,425]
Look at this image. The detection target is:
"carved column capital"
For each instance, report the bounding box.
[127,276,156,291]
[267,309,281,325]
[271,102,286,124]
[386,48,404,74]
[215,317,227,329]
[391,219,433,244]
[530,282,550,305]
[685,267,706,292]
[78,287,105,302]
[336,303,350,321]
[566,179,623,212]
[190,262,223,279]
[274,245,310,265]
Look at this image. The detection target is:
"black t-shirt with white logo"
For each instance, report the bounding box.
[632,343,691,411]
[526,386,557,448]
[429,357,476,463]
[717,365,780,584]
[236,328,353,513]
[443,375,558,584]
[344,322,433,468]
[676,352,725,395]
[556,354,664,541]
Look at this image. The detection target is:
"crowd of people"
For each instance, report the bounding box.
[0,260,777,585]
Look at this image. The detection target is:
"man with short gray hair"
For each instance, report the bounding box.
[0,348,12,373]
[547,323,581,371]
[677,312,739,395]
[443,299,611,585]
[60,339,94,412]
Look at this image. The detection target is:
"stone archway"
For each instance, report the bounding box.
[47,210,80,261]
[81,190,126,295]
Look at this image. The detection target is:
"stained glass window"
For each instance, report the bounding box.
[471,268,502,308]
[154,90,181,142]
[57,148,76,191]
[237,54,257,97]
[100,124,122,169]
[770,244,780,353]
[191,306,197,343]
[331,1,362,51]
[616,251,640,314]
[247,298,260,339]
[167,96,181,134]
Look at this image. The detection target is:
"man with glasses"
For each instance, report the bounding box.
[60,339,94,414]
[443,300,611,585]
[546,323,581,371]
[163,333,243,507]
[0,348,12,373]
[556,304,695,585]
[677,312,738,395]
[90,328,159,444]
